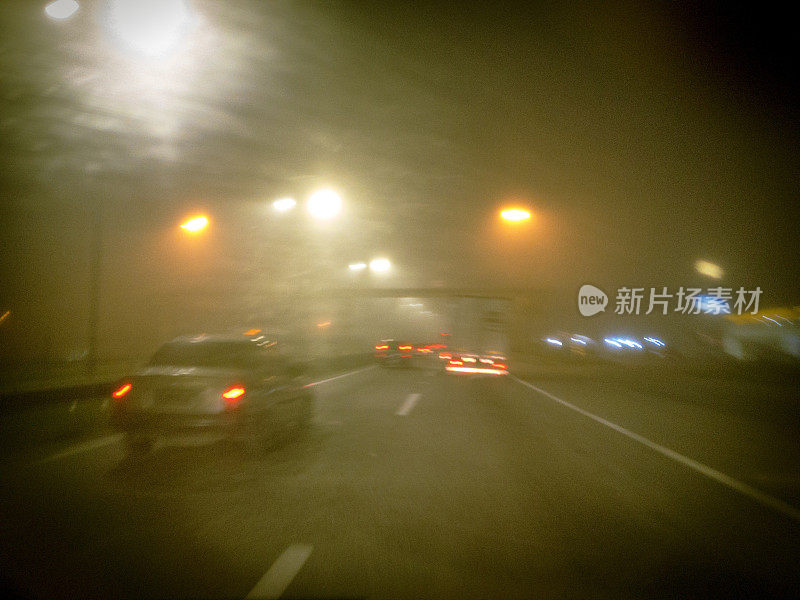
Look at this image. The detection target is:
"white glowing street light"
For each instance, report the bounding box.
[369,258,391,274]
[45,0,79,20]
[272,197,296,213]
[348,262,367,272]
[108,0,192,57]
[307,188,342,220]
[695,259,723,279]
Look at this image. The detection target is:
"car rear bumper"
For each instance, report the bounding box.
[113,410,245,439]
[376,353,419,366]
[444,365,508,375]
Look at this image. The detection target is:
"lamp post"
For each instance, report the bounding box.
[85,202,103,375]
[46,0,197,373]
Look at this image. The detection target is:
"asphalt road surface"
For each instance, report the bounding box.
[2,364,799,599]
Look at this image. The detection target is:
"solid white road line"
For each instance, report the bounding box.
[513,376,800,524]
[33,433,124,465]
[396,393,421,416]
[246,544,313,600]
[303,365,376,388]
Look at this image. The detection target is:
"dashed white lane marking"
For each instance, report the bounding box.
[513,376,800,524]
[303,365,376,388]
[34,433,123,465]
[246,544,313,599]
[396,393,421,416]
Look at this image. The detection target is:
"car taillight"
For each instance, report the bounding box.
[462,357,476,363]
[439,352,451,359]
[449,359,463,366]
[221,386,245,404]
[493,363,507,370]
[399,345,412,350]
[112,383,132,399]
[375,345,388,350]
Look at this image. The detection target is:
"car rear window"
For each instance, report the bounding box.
[148,342,268,369]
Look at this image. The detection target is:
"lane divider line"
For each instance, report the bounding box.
[513,376,800,524]
[396,393,421,416]
[33,433,124,465]
[246,544,313,599]
[304,365,376,388]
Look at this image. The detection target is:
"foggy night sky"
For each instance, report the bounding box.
[0,0,797,363]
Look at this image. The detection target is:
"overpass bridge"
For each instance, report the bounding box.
[277,286,555,357]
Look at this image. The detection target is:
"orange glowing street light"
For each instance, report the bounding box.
[499,207,532,223]
[180,215,209,233]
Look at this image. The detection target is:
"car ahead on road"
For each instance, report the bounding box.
[374,339,417,367]
[111,334,314,458]
[443,351,508,376]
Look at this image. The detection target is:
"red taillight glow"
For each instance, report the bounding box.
[449,359,463,366]
[493,363,507,370]
[399,345,412,350]
[112,383,131,399]
[375,344,388,350]
[222,386,246,402]
[439,352,451,359]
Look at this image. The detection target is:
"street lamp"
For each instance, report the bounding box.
[307,188,342,220]
[180,215,209,233]
[500,207,532,223]
[695,259,723,279]
[348,262,367,272]
[107,0,192,57]
[272,197,296,213]
[45,0,79,20]
[369,258,391,273]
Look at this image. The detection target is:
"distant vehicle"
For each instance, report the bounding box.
[722,307,800,362]
[421,342,447,361]
[374,339,416,367]
[111,333,314,459]
[444,351,508,376]
[445,298,509,362]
